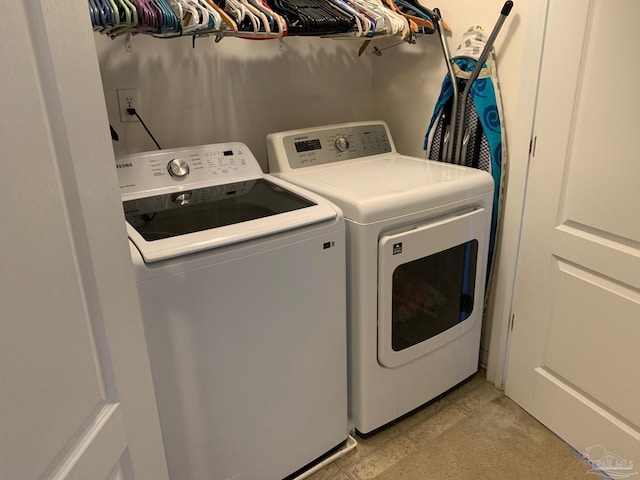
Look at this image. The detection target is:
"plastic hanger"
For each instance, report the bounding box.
[222,0,244,26]
[191,0,211,33]
[336,0,373,37]
[380,0,418,34]
[247,0,281,35]
[94,0,112,28]
[238,0,268,34]
[356,0,408,37]
[202,0,239,33]
[129,0,148,28]
[180,1,205,33]
[326,0,365,37]
[88,0,100,27]
[196,0,222,32]
[149,0,165,30]
[155,0,180,33]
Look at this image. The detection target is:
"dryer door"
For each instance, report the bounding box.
[377,208,489,368]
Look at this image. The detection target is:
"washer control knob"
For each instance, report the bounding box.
[334,136,350,153]
[167,158,190,178]
[171,191,192,206]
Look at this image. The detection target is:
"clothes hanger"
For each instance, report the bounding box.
[202,0,239,33]
[352,0,394,37]
[103,0,122,34]
[110,0,139,36]
[158,0,178,32]
[155,0,181,33]
[337,0,373,37]
[320,0,356,35]
[88,0,100,28]
[128,0,140,27]
[129,0,149,29]
[248,0,284,36]
[153,0,195,37]
[167,0,184,23]
[312,0,353,35]
[196,0,223,32]
[182,1,207,33]
[392,0,432,31]
[232,0,262,34]
[221,0,245,27]
[380,0,418,34]
[149,0,165,30]
[325,0,365,37]
[188,0,215,32]
[227,0,255,33]
[239,0,271,35]
[382,0,431,34]
[401,0,450,31]
[169,0,196,33]
[115,0,132,29]
[361,0,405,37]
[151,0,183,35]
[95,0,113,29]
[261,2,287,37]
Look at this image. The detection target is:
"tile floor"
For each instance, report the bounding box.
[307,371,585,480]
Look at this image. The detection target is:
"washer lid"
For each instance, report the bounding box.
[274,155,494,223]
[125,176,338,263]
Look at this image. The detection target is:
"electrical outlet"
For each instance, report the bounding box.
[117,88,139,123]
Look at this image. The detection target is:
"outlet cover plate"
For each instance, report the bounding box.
[117,88,139,123]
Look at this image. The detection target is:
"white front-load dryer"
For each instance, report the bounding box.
[267,121,494,434]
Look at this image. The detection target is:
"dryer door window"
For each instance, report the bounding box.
[390,240,478,351]
[377,208,489,369]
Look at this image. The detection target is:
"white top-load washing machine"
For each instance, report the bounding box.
[116,143,348,480]
[267,121,494,435]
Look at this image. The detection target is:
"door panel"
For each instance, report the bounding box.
[506,0,640,470]
[560,1,640,243]
[0,2,167,479]
[56,406,127,480]
[545,260,640,426]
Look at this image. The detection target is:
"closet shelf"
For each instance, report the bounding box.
[90,0,449,43]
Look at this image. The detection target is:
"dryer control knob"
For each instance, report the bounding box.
[167,158,190,178]
[334,136,350,153]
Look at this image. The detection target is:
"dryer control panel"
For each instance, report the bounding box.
[116,142,262,196]
[267,122,396,171]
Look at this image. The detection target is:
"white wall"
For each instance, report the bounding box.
[94,35,375,171]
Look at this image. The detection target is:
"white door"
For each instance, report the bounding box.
[0,2,168,479]
[506,0,640,474]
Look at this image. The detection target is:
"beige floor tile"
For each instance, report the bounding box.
[329,474,354,480]
[404,404,468,446]
[374,396,601,480]
[342,436,418,480]
[395,393,452,434]
[305,461,342,480]
[453,381,502,414]
[441,371,487,403]
[337,425,402,467]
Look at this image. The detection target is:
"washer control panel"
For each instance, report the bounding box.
[116,142,263,196]
[279,123,393,169]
